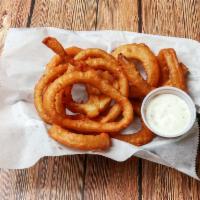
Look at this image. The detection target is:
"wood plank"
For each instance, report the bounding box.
[0,156,85,200]
[96,0,138,31]
[142,0,200,39]
[0,0,98,199]
[142,160,200,200]
[30,0,98,199]
[84,1,140,200]
[0,0,31,27]
[141,0,200,199]
[84,156,139,200]
[34,156,85,200]
[31,0,97,30]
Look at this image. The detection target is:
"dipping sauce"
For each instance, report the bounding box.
[145,93,191,137]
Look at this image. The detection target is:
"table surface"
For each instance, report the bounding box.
[0,0,200,199]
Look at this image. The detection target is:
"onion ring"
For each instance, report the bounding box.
[112,43,160,89]
[64,65,112,118]
[49,125,111,150]
[34,64,68,123]
[113,101,154,146]
[157,48,187,91]
[65,58,128,120]
[114,120,154,146]
[44,41,118,118]
[118,54,153,98]
[43,70,133,133]
[65,86,111,118]
[85,58,128,122]
[74,48,117,64]
[46,46,82,71]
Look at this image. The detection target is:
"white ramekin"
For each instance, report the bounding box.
[141,86,196,138]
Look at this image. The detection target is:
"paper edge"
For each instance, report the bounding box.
[9,27,200,46]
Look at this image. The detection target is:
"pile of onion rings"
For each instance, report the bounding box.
[34,37,188,151]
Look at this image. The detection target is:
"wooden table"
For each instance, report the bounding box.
[0,0,199,199]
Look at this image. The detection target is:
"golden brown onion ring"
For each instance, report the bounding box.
[112,43,160,88]
[34,64,68,124]
[74,48,117,64]
[65,58,128,120]
[158,48,187,91]
[85,58,128,122]
[113,101,154,146]
[114,120,154,146]
[46,46,82,71]
[43,70,133,133]
[118,54,153,98]
[49,125,111,150]
[64,64,111,118]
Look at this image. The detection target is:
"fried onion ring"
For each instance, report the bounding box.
[65,58,128,120]
[74,48,117,64]
[34,64,68,124]
[43,70,133,133]
[118,54,153,98]
[46,46,82,71]
[112,43,160,89]
[113,101,154,146]
[157,48,187,91]
[64,65,111,118]
[49,125,111,150]
[114,120,154,146]
[44,40,117,118]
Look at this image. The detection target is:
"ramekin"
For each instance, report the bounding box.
[141,86,196,138]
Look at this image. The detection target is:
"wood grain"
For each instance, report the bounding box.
[34,156,85,200]
[83,1,140,199]
[142,0,200,39]
[0,156,85,200]
[84,0,139,200]
[31,0,97,30]
[142,160,200,200]
[96,0,138,31]
[30,0,99,199]
[141,0,200,199]
[0,0,31,27]
[84,156,139,200]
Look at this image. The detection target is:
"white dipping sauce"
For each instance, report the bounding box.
[146,94,191,137]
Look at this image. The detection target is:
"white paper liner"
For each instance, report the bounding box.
[0,28,199,180]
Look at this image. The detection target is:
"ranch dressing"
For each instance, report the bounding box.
[146,93,191,137]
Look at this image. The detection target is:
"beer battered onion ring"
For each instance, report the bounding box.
[63,65,111,118]
[46,46,82,71]
[114,121,154,146]
[112,43,160,98]
[118,54,153,98]
[34,64,68,124]
[43,38,118,118]
[113,101,155,146]
[64,58,128,120]
[157,48,188,91]
[34,65,112,150]
[74,48,117,64]
[49,125,110,150]
[43,70,133,133]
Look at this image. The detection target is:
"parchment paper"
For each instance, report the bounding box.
[0,28,199,180]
